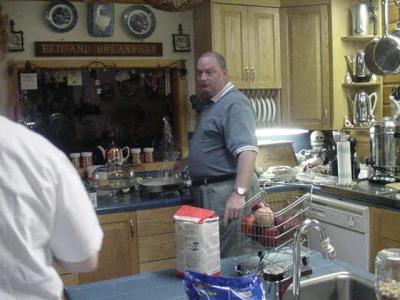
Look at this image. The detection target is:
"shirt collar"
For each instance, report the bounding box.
[210,81,234,103]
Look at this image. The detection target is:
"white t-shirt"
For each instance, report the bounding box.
[0,116,103,300]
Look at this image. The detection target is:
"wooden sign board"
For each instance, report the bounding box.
[35,42,163,57]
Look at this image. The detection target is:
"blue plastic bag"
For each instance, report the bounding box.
[184,271,266,300]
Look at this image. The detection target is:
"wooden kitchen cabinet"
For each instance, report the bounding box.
[280,4,330,129]
[78,212,139,284]
[370,207,400,272]
[194,1,281,89]
[136,206,179,273]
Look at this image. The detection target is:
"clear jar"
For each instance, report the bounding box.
[69,152,81,169]
[130,148,142,165]
[143,147,154,163]
[375,248,400,300]
[81,152,93,168]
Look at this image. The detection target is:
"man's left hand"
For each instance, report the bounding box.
[223,192,245,226]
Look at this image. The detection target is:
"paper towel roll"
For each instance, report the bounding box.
[337,141,352,185]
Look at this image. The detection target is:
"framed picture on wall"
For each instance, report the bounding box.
[8,20,24,52]
[173,34,190,52]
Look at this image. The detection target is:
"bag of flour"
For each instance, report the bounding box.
[174,205,221,276]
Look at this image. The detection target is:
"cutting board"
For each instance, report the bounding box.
[256,141,297,172]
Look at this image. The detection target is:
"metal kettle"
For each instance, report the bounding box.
[347,90,377,126]
[345,51,371,82]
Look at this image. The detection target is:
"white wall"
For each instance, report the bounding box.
[0,1,196,130]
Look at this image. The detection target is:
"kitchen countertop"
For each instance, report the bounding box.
[263,179,400,211]
[95,189,193,215]
[64,251,374,300]
[318,180,400,210]
[94,179,400,215]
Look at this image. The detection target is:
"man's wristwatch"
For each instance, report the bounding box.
[233,187,247,196]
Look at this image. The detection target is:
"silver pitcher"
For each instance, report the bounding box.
[344,51,371,82]
[347,90,377,126]
[350,2,370,35]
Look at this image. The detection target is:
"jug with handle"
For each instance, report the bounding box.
[347,90,377,126]
[104,142,130,165]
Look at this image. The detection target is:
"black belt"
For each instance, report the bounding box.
[191,174,236,187]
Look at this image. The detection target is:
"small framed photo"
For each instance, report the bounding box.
[173,34,190,52]
[8,20,24,52]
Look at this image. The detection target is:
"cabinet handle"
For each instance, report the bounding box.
[244,67,250,81]
[324,109,328,124]
[250,67,255,81]
[129,218,135,237]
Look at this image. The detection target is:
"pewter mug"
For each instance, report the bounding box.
[350,2,370,36]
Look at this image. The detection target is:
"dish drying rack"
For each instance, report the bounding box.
[235,182,314,280]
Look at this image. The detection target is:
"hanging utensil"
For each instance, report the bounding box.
[365,0,400,75]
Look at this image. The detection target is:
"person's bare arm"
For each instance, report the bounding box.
[54,252,100,273]
[223,150,257,225]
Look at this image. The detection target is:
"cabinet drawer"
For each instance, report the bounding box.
[139,258,176,273]
[137,206,178,237]
[138,232,175,263]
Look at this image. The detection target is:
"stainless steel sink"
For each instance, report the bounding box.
[281,271,376,300]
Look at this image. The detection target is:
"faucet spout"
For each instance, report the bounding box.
[293,219,335,300]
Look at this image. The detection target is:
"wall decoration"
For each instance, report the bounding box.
[173,24,190,52]
[88,3,114,37]
[35,42,163,57]
[44,0,78,33]
[122,5,156,39]
[8,20,24,52]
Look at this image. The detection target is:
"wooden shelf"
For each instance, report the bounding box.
[342,82,381,87]
[341,35,377,42]
[342,127,369,131]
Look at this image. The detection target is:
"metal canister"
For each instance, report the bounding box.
[369,118,400,183]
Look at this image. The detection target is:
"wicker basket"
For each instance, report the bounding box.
[144,0,204,12]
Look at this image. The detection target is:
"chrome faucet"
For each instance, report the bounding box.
[292,219,336,300]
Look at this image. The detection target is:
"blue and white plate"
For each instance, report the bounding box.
[44,0,77,33]
[123,5,156,39]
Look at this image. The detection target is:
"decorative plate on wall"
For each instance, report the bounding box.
[44,0,78,33]
[88,3,114,37]
[122,5,156,39]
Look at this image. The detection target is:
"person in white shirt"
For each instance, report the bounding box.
[0,6,103,299]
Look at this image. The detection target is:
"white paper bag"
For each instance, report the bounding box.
[174,205,221,276]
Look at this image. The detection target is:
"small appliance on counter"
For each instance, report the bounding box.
[369,117,400,184]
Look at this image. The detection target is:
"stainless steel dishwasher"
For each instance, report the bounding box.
[308,194,370,271]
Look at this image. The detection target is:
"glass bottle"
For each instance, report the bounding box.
[375,248,400,300]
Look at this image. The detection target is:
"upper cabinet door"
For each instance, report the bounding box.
[280,4,330,129]
[213,4,249,89]
[248,7,281,88]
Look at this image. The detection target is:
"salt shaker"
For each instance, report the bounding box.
[69,152,81,169]
[375,248,400,300]
[143,147,154,163]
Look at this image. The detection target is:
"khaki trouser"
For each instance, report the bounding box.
[191,174,259,258]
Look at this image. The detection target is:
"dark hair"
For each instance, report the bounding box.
[200,51,227,70]
[0,5,9,55]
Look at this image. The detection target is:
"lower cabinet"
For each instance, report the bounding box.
[137,206,179,273]
[79,211,139,284]
[59,206,180,286]
[370,207,400,271]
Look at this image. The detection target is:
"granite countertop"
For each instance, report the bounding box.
[263,179,400,211]
[94,179,400,215]
[318,180,400,210]
[95,189,193,215]
[64,251,374,300]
